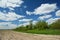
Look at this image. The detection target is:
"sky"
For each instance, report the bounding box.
[0,0,60,29]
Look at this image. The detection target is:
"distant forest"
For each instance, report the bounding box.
[14,19,60,31]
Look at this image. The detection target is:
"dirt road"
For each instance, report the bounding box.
[0,30,60,40]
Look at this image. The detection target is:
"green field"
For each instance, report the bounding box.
[14,29,60,35]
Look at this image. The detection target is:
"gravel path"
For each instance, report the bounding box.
[0,30,60,40]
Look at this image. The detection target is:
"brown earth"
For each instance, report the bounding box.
[0,30,60,40]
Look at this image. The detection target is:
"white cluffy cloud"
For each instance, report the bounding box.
[18,20,37,26]
[46,18,60,24]
[18,22,30,26]
[19,19,32,22]
[32,21,37,25]
[38,15,52,20]
[0,11,24,21]
[0,22,17,29]
[56,10,60,16]
[0,0,23,8]
[26,11,33,15]
[0,0,23,10]
[26,4,57,15]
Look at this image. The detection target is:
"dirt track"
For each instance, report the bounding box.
[0,30,60,40]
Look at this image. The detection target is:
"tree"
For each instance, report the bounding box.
[35,20,48,30]
[29,21,33,30]
[50,19,60,29]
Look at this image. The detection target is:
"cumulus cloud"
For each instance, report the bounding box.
[19,19,32,22]
[18,22,30,26]
[56,10,60,16]
[38,15,52,20]
[26,4,57,15]
[46,18,60,24]
[18,18,32,26]
[0,0,24,29]
[26,11,33,15]
[0,0,23,10]
[32,21,37,25]
[34,4,57,15]
[0,0,23,8]
[18,20,37,26]
[0,11,24,21]
[0,22,17,29]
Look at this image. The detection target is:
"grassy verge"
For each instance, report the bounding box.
[14,29,60,35]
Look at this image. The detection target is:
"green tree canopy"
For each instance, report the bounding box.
[50,19,60,29]
[35,20,48,30]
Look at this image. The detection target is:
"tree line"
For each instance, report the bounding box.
[14,19,60,31]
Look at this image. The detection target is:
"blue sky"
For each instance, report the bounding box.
[0,0,60,29]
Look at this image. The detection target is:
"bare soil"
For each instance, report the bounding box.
[0,30,60,40]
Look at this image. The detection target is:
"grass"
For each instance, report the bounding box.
[14,29,60,35]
